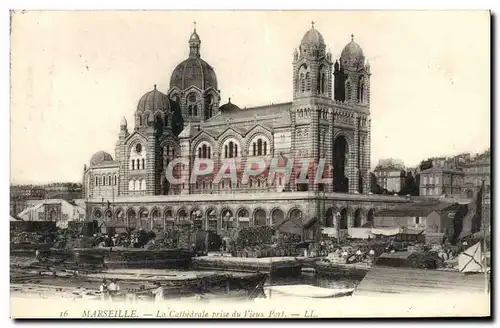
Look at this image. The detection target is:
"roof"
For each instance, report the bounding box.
[340,36,365,69]
[374,201,459,218]
[420,166,464,175]
[90,150,113,166]
[136,86,172,113]
[301,27,325,46]
[354,265,486,296]
[219,98,241,112]
[206,102,292,128]
[17,199,85,218]
[170,57,217,91]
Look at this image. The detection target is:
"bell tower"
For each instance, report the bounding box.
[292,21,333,101]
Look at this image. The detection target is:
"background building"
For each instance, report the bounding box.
[373,158,406,193]
[17,199,86,229]
[419,167,464,197]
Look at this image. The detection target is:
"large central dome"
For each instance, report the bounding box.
[169,28,218,91]
[169,58,218,91]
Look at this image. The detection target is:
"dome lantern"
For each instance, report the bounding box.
[189,21,201,59]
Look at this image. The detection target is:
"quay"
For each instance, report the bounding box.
[192,256,308,277]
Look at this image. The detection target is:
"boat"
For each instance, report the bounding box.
[10,268,268,300]
[264,284,354,298]
[12,247,194,270]
[313,260,371,279]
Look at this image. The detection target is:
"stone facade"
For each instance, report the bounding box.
[82,23,411,236]
[419,167,464,197]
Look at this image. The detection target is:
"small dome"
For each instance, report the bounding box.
[189,30,200,42]
[340,35,365,69]
[120,117,127,126]
[170,58,218,91]
[90,151,113,166]
[219,98,240,112]
[137,85,171,112]
[301,27,325,47]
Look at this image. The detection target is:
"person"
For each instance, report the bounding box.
[99,279,109,301]
[152,282,164,303]
[108,279,120,300]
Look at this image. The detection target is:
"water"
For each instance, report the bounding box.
[268,273,360,290]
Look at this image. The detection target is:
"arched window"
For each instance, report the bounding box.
[300,73,305,93]
[193,105,198,116]
[136,159,140,170]
[188,105,193,116]
[229,141,234,158]
[224,145,228,158]
[198,148,202,158]
[208,146,211,159]
[95,176,99,186]
[131,160,135,170]
[114,175,117,185]
[107,176,111,185]
[253,143,256,156]
[263,142,267,155]
[135,180,140,191]
[321,73,326,93]
[305,72,311,91]
[141,180,146,191]
[358,75,365,102]
[202,145,206,158]
[142,158,145,170]
[346,81,352,101]
[102,176,106,185]
[129,180,134,191]
[234,144,238,157]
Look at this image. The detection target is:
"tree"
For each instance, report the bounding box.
[419,159,433,171]
[369,172,385,194]
[398,171,419,196]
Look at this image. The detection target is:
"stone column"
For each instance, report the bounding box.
[364,118,372,194]
[146,129,156,195]
[348,114,359,193]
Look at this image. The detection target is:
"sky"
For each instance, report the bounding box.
[10,10,490,184]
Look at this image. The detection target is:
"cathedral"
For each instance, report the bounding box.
[82,23,383,236]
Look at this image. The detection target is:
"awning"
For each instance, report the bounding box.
[348,227,374,239]
[371,227,402,236]
[402,228,425,235]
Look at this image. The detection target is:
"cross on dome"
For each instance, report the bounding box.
[311,21,315,29]
[351,33,354,41]
[193,21,196,32]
